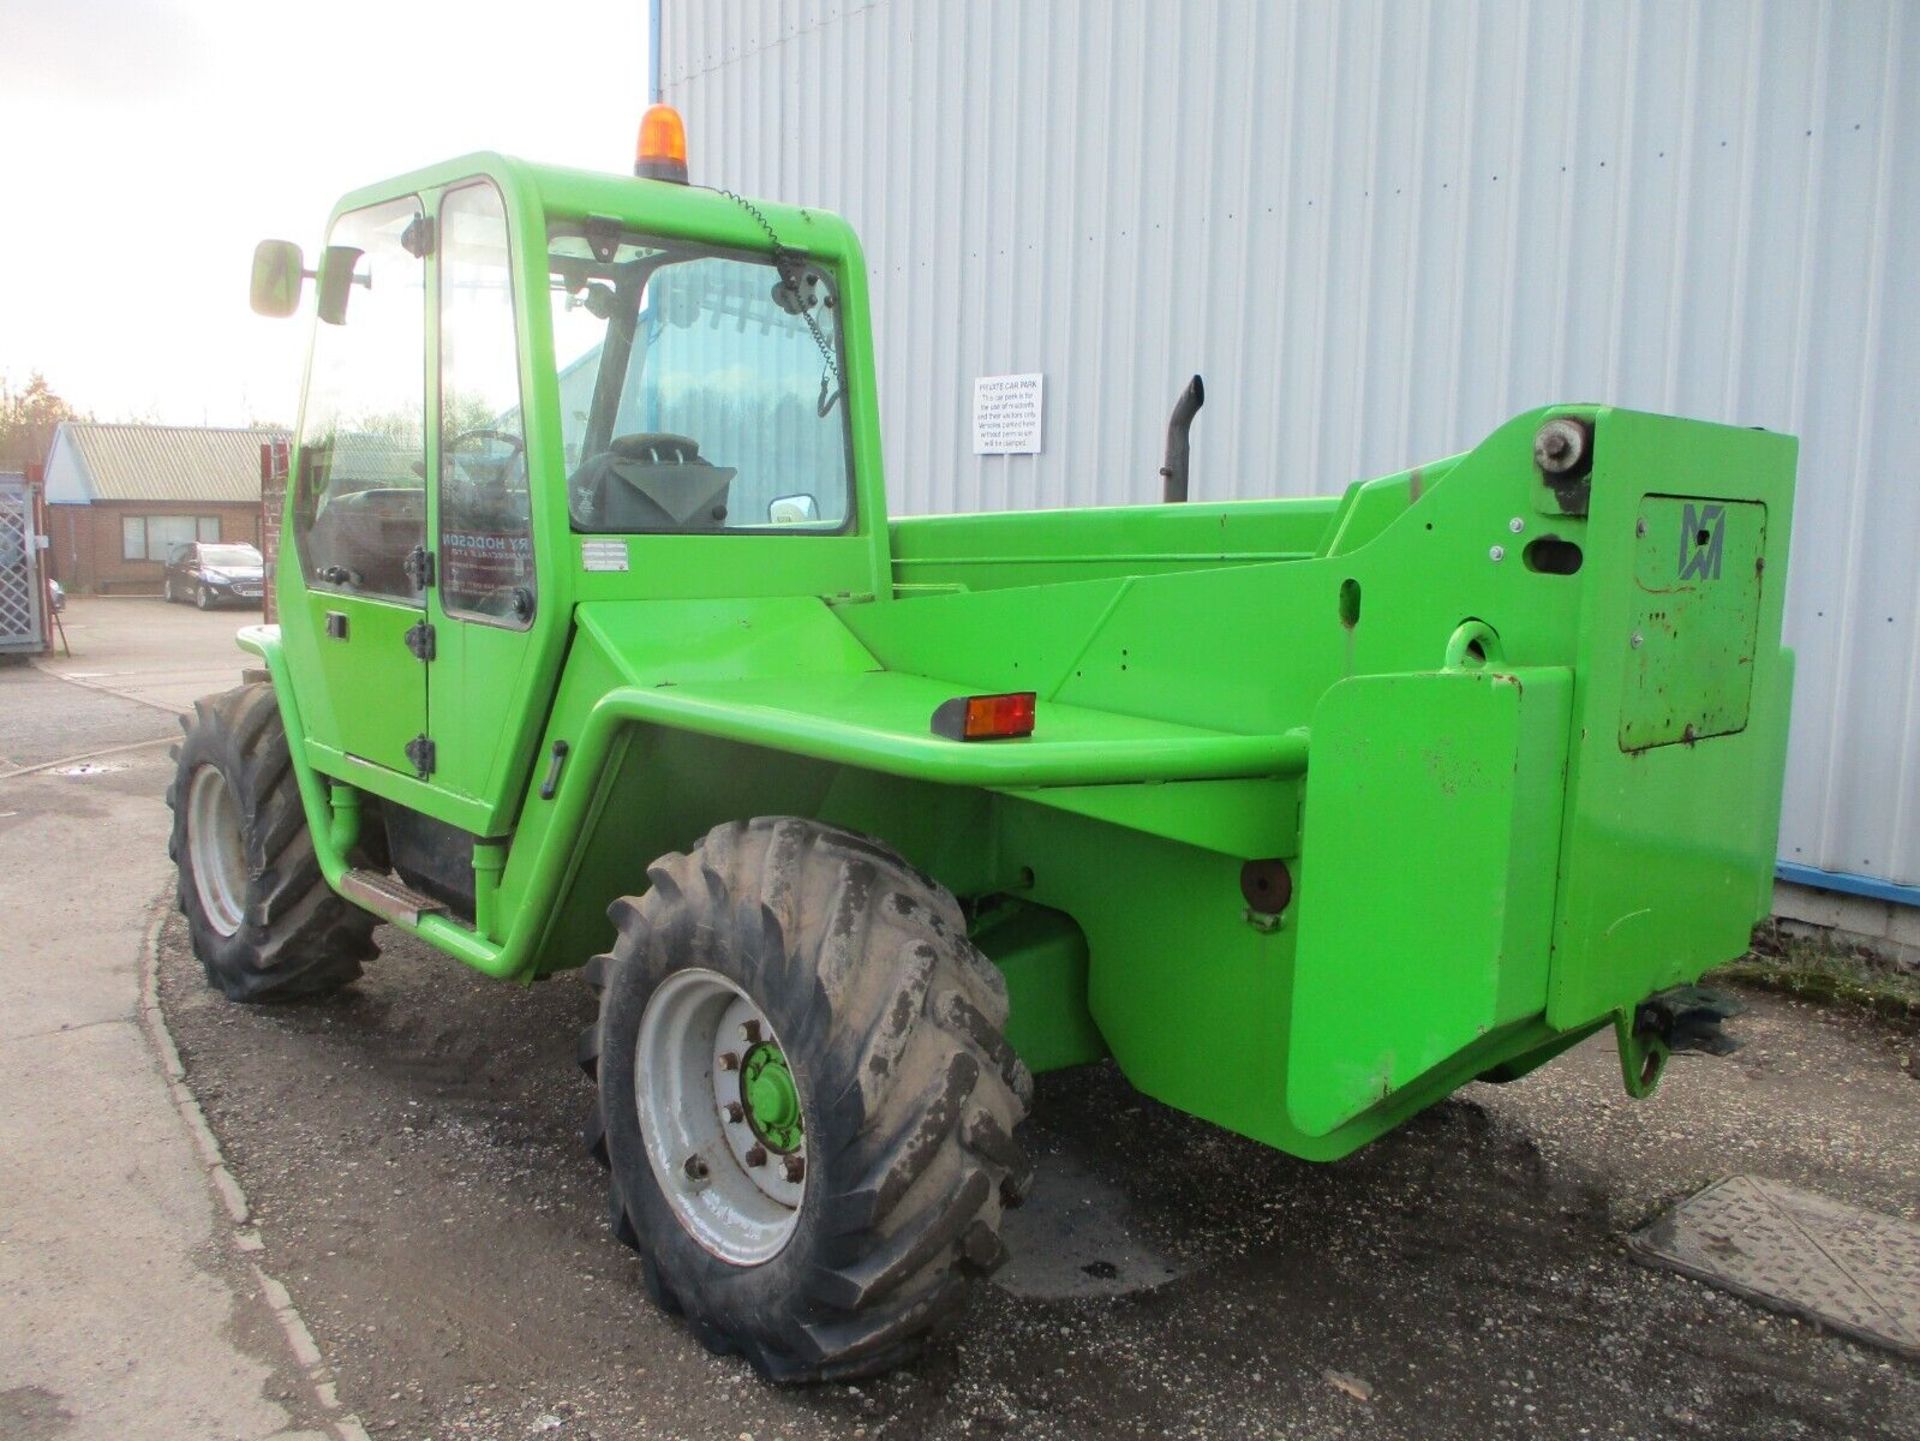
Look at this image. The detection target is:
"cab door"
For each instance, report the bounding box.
[281,195,432,778]
[422,180,543,815]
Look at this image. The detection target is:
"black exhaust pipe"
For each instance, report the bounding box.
[1160,374,1205,502]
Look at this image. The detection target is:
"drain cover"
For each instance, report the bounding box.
[1630,1175,1920,1359]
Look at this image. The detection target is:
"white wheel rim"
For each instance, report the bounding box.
[635,967,806,1266]
[187,765,248,936]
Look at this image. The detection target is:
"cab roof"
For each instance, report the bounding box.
[327,151,865,270]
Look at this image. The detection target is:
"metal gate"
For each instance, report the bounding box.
[0,474,48,655]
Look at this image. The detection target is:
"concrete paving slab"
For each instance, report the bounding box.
[0,662,341,1439]
[36,595,256,715]
[1631,1174,1920,1359]
[0,661,173,772]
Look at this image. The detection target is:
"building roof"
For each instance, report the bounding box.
[43,422,286,505]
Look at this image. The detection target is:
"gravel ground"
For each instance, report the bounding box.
[158,915,1920,1441]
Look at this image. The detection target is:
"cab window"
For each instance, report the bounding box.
[293,196,427,604]
[548,226,853,534]
[439,183,535,623]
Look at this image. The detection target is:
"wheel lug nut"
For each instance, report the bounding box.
[717,1051,739,1071]
[782,1155,806,1184]
[683,1154,709,1181]
[743,1144,768,1168]
[741,1019,762,1044]
[725,1102,744,1124]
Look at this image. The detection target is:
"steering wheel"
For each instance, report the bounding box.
[445,427,526,486]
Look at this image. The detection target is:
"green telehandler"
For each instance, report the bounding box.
[172,108,1796,1381]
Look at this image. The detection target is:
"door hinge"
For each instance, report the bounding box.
[404,734,436,777]
[403,545,435,591]
[404,620,436,662]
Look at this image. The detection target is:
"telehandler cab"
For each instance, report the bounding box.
[174,107,1796,1380]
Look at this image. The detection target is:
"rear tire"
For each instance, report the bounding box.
[580,817,1032,1382]
[167,684,377,1000]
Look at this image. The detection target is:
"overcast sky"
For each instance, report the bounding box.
[0,0,647,426]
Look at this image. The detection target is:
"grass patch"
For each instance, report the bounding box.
[1710,924,1920,1024]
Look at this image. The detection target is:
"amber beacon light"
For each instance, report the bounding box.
[635,104,689,184]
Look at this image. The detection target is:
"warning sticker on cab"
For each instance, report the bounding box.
[581,540,630,573]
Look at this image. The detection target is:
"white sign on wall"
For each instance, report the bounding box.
[972,373,1044,455]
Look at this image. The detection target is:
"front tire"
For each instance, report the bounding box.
[194,583,212,610]
[581,818,1032,1381]
[167,684,378,1000]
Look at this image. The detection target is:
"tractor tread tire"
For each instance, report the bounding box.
[167,683,377,1001]
[582,816,1030,1383]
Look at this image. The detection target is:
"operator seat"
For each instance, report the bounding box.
[570,432,736,532]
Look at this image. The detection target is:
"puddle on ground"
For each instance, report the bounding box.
[53,762,129,778]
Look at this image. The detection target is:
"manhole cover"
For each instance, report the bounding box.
[1630,1175,1920,1359]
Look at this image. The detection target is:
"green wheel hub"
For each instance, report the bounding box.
[740,1041,803,1153]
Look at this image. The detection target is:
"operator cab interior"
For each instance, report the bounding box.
[546,225,854,536]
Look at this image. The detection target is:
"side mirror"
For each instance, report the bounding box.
[768,494,818,525]
[249,239,306,318]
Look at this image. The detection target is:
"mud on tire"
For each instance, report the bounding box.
[580,817,1033,1382]
[167,683,378,1001]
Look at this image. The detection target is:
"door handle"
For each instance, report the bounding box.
[538,739,570,800]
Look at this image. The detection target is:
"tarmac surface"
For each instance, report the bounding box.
[7,597,1920,1439]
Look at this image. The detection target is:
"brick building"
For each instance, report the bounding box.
[42,422,284,594]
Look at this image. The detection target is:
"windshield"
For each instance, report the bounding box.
[199,545,262,567]
[548,225,852,534]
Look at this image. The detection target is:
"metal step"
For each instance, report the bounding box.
[337,868,447,927]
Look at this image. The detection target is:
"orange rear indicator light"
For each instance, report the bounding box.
[635,104,689,184]
[930,691,1037,742]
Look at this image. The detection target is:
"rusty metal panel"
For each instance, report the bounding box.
[661,0,1920,891]
[1620,496,1767,752]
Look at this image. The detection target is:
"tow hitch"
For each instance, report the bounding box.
[1617,985,1746,1097]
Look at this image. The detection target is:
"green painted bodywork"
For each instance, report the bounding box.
[244,151,1797,1164]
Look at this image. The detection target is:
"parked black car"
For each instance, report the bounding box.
[164,542,265,608]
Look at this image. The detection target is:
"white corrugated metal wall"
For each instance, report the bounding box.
[662,0,1920,896]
